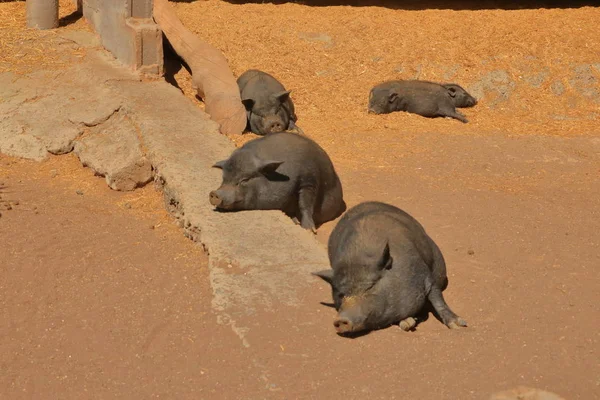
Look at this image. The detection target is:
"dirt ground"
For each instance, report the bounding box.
[1,0,600,399]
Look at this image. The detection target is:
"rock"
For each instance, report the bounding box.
[490,386,566,400]
[73,111,152,191]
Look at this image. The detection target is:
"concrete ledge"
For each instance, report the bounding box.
[0,37,329,346]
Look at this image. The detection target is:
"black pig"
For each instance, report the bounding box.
[368,80,477,123]
[209,132,345,232]
[237,69,304,135]
[313,201,467,334]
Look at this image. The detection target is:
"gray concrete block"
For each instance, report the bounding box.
[130,0,153,18]
[126,18,164,76]
[81,0,163,76]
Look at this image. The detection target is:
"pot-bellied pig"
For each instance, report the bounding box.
[313,201,467,334]
[209,132,345,232]
[368,80,477,123]
[237,69,304,135]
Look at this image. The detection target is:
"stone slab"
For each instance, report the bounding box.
[74,111,153,191]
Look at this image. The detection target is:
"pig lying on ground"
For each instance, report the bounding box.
[313,201,467,334]
[237,69,304,135]
[368,80,477,123]
[209,132,345,232]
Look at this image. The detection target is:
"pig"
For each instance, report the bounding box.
[237,69,304,135]
[313,201,467,334]
[209,132,346,232]
[367,80,477,123]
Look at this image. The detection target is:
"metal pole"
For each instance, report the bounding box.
[26,0,59,30]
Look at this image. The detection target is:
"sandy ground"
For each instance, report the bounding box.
[1,0,599,399]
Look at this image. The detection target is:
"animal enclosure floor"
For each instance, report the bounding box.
[0,0,599,398]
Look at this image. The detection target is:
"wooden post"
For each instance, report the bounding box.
[26,0,59,30]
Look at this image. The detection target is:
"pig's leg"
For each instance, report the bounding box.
[298,186,317,233]
[438,105,468,123]
[398,317,417,331]
[426,283,467,329]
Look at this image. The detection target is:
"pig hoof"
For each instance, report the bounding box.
[399,317,416,331]
[292,217,301,225]
[300,218,317,233]
[447,317,468,329]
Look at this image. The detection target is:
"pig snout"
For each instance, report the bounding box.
[209,190,223,207]
[263,116,286,134]
[209,186,239,210]
[333,316,354,334]
[333,305,367,334]
[268,121,284,133]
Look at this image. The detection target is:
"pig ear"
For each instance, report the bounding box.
[388,90,398,104]
[311,270,334,285]
[258,159,284,175]
[274,90,291,103]
[241,98,255,111]
[378,242,393,270]
[446,86,457,98]
[212,160,227,169]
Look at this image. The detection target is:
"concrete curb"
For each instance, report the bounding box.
[0,33,330,346]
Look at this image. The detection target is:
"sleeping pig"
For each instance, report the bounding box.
[368,80,477,123]
[237,69,304,135]
[209,132,345,232]
[313,201,467,334]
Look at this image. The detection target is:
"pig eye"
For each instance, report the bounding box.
[239,177,251,185]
